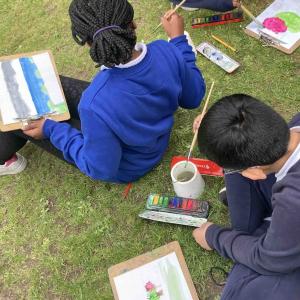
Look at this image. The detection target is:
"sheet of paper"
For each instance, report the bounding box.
[0,59,37,124]
[32,53,64,105]
[114,252,193,300]
[246,0,300,50]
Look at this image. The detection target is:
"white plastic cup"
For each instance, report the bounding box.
[171,161,205,199]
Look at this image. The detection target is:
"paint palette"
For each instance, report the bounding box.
[196,42,240,73]
[146,194,209,218]
[192,10,243,28]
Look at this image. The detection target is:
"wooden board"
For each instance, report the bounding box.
[108,241,200,300]
[0,50,70,131]
[244,27,300,54]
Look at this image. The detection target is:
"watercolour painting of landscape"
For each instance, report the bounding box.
[0,51,67,127]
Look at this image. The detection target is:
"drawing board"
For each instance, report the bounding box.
[245,0,300,54]
[108,241,199,300]
[0,50,70,131]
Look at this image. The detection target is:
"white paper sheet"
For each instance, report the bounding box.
[114,252,193,300]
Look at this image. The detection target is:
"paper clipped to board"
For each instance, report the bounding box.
[245,0,300,54]
[0,50,70,131]
[108,241,200,300]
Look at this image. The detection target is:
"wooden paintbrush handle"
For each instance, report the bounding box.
[189,129,199,155]
[154,0,187,31]
[240,4,263,27]
[187,81,215,157]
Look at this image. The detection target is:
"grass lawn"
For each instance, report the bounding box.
[0,0,299,299]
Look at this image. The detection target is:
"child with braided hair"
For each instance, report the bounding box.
[0,0,206,183]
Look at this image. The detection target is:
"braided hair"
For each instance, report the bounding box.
[69,0,136,67]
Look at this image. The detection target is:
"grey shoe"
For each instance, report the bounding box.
[0,153,27,176]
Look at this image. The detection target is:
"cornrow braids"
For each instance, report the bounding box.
[69,0,136,67]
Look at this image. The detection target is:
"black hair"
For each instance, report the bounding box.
[198,94,290,169]
[69,0,136,67]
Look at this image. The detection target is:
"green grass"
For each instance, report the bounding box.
[0,0,299,299]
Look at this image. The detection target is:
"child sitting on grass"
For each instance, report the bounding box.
[193,94,300,300]
[0,0,205,183]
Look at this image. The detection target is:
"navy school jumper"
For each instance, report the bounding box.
[206,113,300,300]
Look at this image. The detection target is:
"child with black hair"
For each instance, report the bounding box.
[193,94,300,300]
[0,0,205,182]
[170,0,240,12]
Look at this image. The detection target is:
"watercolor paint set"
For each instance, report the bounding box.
[139,194,209,227]
[146,194,209,217]
[192,10,243,28]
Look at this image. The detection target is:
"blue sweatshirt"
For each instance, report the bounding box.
[171,0,234,11]
[43,35,205,183]
[206,113,300,275]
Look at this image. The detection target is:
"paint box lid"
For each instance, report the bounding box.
[139,210,207,227]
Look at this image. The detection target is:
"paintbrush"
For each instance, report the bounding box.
[185,82,215,166]
[240,3,264,28]
[153,0,187,32]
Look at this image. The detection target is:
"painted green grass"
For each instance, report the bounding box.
[0,0,299,299]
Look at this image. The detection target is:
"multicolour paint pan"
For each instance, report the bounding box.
[192,11,243,28]
[146,194,209,218]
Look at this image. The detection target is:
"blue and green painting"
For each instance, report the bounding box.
[1,56,67,121]
[19,57,67,115]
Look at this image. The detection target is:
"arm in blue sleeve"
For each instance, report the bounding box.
[206,186,300,275]
[43,109,122,182]
[169,35,206,109]
[171,0,234,11]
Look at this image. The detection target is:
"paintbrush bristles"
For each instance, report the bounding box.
[187,81,215,161]
[154,0,187,32]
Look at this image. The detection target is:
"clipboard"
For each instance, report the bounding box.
[108,241,200,300]
[0,50,70,131]
[244,0,300,54]
[244,27,300,54]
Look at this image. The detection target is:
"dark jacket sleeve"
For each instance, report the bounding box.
[171,0,234,11]
[288,113,300,128]
[206,169,300,275]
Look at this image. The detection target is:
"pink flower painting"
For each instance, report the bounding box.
[263,17,287,33]
[145,281,163,300]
